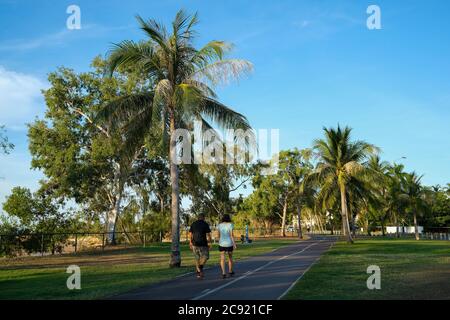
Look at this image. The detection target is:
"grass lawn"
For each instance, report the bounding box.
[0,238,297,300]
[284,239,450,300]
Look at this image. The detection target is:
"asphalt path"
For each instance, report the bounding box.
[111,237,335,300]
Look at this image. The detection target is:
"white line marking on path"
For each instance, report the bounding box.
[176,240,311,280]
[277,240,333,300]
[192,241,320,300]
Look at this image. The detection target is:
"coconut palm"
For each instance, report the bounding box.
[403,172,428,240]
[386,163,408,238]
[98,10,252,267]
[366,155,391,235]
[311,125,378,243]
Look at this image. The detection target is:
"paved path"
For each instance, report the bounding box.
[111,238,335,300]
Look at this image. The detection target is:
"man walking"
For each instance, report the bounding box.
[189,213,212,279]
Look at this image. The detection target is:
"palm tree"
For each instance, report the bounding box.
[403,172,427,240]
[366,155,390,235]
[386,163,408,238]
[98,10,252,267]
[312,125,378,243]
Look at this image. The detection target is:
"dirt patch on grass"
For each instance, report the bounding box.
[0,247,168,270]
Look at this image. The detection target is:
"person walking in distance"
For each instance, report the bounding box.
[218,214,237,279]
[189,213,212,279]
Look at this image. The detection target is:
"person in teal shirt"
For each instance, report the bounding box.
[217,214,237,279]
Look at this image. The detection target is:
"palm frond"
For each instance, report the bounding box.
[192,59,253,86]
[135,15,169,54]
[95,93,155,131]
[172,10,199,40]
[198,97,251,131]
[193,41,234,66]
[105,40,155,77]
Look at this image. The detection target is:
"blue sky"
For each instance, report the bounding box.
[0,0,449,209]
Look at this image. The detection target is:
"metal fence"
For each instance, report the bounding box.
[0,227,304,257]
[1,227,449,258]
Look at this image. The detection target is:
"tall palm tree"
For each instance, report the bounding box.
[311,125,378,243]
[98,10,252,267]
[403,172,427,240]
[367,155,390,235]
[386,163,408,238]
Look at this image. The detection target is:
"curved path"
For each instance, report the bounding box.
[111,238,335,300]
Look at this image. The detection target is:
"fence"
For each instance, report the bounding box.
[1,227,449,258]
[0,227,304,257]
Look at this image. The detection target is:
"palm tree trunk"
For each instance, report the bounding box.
[340,186,353,243]
[281,195,288,237]
[366,217,370,236]
[395,213,400,238]
[351,215,356,238]
[296,202,303,239]
[413,212,419,240]
[169,112,181,268]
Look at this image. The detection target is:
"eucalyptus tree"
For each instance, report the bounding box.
[278,149,313,238]
[99,10,252,267]
[240,162,283,233]
[0,125,14,154]
[246,150,311,237]
[192,162,252,220]
[311,125,378,243]
[28,59,149,244]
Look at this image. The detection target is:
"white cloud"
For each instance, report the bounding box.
[0,66,47,130]
[0,24,134,52]
[0,29,70,52]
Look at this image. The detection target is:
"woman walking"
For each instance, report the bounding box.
[218,214,237,279]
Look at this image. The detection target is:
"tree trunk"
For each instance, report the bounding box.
[395,213,400,238]
[413,212,419,240]
[169,112,181,268]
[106,194,122,245]
[280,195,288,237]
[381,217,386,236]
[296,202,303,239]
[351,215,356,238]
[157,194,164,214]
[340,186,353,243]
[106,162,124,245]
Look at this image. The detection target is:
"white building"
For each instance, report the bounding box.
[386,226,423,234]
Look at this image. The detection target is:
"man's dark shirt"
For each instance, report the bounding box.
[189,220,211,247]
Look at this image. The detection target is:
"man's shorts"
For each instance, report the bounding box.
[193,246,209,265]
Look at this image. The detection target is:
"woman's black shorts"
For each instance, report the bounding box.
[219,246,234,252]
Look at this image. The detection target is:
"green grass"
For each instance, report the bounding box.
[0,239,296,300]
[284,239,450,300]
